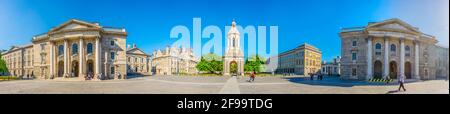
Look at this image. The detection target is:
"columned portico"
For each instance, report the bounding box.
[50,42,55,78]
[79,38,85,79]
[95,37,102,80]
[64,39,69,78]
[366,37,373,80]
[414,41,420,79]
[400,38,405,79]
[383,37,390,78]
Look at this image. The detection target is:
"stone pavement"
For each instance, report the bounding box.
[219,76,240,94]
[0,75,448,94]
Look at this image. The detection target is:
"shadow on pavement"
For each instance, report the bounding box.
[284,76,402,87]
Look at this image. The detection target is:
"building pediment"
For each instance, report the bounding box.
[366,19,421,35]
[127,48,148,56]
[49,19,101,33]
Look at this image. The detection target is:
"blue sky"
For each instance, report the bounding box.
[0,0,448,62]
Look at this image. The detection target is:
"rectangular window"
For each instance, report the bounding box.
[110,52,115,60]
[110,41,115,46]
[352,40,357,47]
[352,68,357,76]
[110,67,115,75]
[352,52,357,61]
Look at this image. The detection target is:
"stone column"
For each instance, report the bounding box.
[95,37,102,80]
[400,38,405,79]
[79,38,84,79]
[64,39,69,78]
[104,51,109,79]
[49,42,55,79]
[383,37,390,78]
[414,41,420,79]
[366,37,373,80]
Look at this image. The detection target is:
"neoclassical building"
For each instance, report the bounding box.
[223,20,245,76]
[340,18,449,80]
[321,56,341,76]
[151,46,198,75]
[275,43,322,75]
[126,44,151,75]
[1,19,128,80]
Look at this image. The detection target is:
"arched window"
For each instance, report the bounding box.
[375,43,382,50]
[58,45,64,56]
[405,46,411,56]
[72,43,78,55]
[390,44,396,52]
[375,43,382,55]
[87,43,93,54]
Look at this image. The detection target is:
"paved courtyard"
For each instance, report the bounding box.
[0,75,448,94]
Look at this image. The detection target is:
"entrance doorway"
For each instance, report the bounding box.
[374,61,382,79]
[72,61,79,77]
[405,62,412,79]
[58,61,64,77]
[389,61,398,79]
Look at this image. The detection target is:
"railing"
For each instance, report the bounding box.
[103,27,126,32]
[341,27,365,32]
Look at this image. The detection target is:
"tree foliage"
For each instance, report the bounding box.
[244,55,266,73]
[196,53,223,74]
[0,53,8,73]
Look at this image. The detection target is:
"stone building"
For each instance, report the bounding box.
[151,46,198,75]
[321,56,341,76]
[1,19,128,80]
[223,20,245,76]
[275,43,322,75]
[339,18,449,80]
[126,44,151,75]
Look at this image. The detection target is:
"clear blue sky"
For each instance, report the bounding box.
[0,0,448,62]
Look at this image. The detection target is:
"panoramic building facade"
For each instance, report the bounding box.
[126,44,151,75]
[151,46,198,75]
[275,43,322,75]
[340,18,449,80]
[1,19,128,80]
[321,56,341,76]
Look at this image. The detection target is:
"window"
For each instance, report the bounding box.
[110,40,115,46]
[72,44,78,55]
[110,67,115,75]
[58,45,64,56]
[352,52,357,61]
[352,40,357,47]
[110,52,115,60]
[352,68,357,76]
[405,46,411,57]
[390,44,396,52]
[232,38,236,47]
[375,43,382,55]
[87,43,93,54]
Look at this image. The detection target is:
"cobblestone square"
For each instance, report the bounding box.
[0,75,448,94]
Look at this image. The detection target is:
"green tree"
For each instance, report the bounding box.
[0,53,8,73]
[196,53,223,74]
[244,55,266,73]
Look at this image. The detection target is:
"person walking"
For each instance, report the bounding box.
[251,71,256,82]
[398,75,406,91]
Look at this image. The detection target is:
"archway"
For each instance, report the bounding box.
[58,61,64,77]
[373,61,383,79]
[71,61,79,77]
[405,62,412,79]
[389,61,398,79]
[87,60,94,75]
[230,61,238,75]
